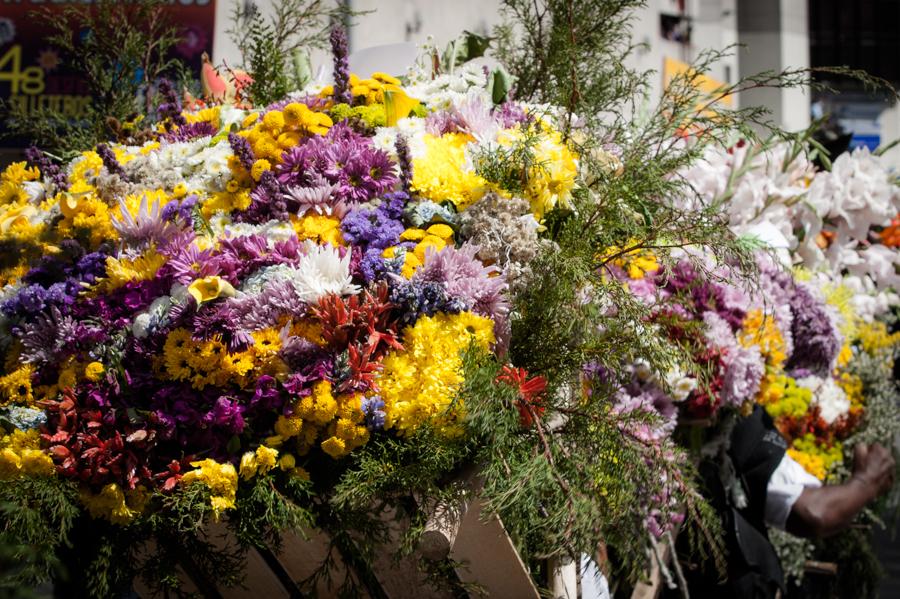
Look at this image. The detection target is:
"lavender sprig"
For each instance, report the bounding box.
[395,134,412,193]
[330,25,351,105]
[25,145,68,192]
[96,143,125,177]
[228,132,255,172]
[157,78,187,128]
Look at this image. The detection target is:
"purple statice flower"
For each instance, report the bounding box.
[228,132,255,171]
[785,282,841,376]
[25,145,68,192]
[413,243,509,326]
[720,344,765,407]
[395,134,412,193]
[361,396,386,431]
[156,78,187,128]
[2,281,79,319]
[160,194,200,225]
[330,26,351,105]
[161,121,216,143]
[388,278,465,324]
[96,143,125,177]
[493,102,530,128]
[341,197,406,249]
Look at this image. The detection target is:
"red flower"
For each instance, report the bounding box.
[496,365,547,428]
[312,283,403,359]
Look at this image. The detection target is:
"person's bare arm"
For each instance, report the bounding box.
[786,443,895,538]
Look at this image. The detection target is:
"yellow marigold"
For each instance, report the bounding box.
[400,228,426,241]
[181,459,238,520]
[278,453,297,470]
[0,429,53,479]
[376,311,495,436]
[425,223,454,239]
[282,103,309,127]
[320,436,346,459]
[84,362,105,382]
[413,235,446,263]
[411,133,488,210]
[80,483,146,524]
[0,365,35,406]
[56,193,118,248]
[275,414,303,438]
[296,380,338,426]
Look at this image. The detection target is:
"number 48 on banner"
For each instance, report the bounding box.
[0,45,46,95]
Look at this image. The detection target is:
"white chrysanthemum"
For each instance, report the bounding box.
[797,376,851,425]
[223,219,296,243]
[286,241,359,303]
[665,367,698,402]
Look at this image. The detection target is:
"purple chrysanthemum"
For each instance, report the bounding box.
[413,243,509,327]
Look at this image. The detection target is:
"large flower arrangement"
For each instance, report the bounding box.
[0,2,897,596]
[0,64,583,514]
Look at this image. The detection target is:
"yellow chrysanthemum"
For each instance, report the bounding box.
[1,162,40,191]
[740,309,787,370]
[80,483,147,524]
[376,311,495,437]
[0,365,35,406]
[181,459,238,520]
[100,248,167,292]
[0,429,54,479]
[411,133,488,210]
[292,214,345,246]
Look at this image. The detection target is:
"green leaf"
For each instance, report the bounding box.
[441,30,491,71]
[488,66,514,104]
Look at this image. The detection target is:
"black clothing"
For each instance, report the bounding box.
[673,407,789,599]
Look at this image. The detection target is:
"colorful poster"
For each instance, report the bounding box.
[0,0,216,147]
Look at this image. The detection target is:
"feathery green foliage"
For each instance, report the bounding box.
[1,0,183,157]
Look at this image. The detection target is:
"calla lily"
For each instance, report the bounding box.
[187,276,236,304]
[383,85,420,127]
